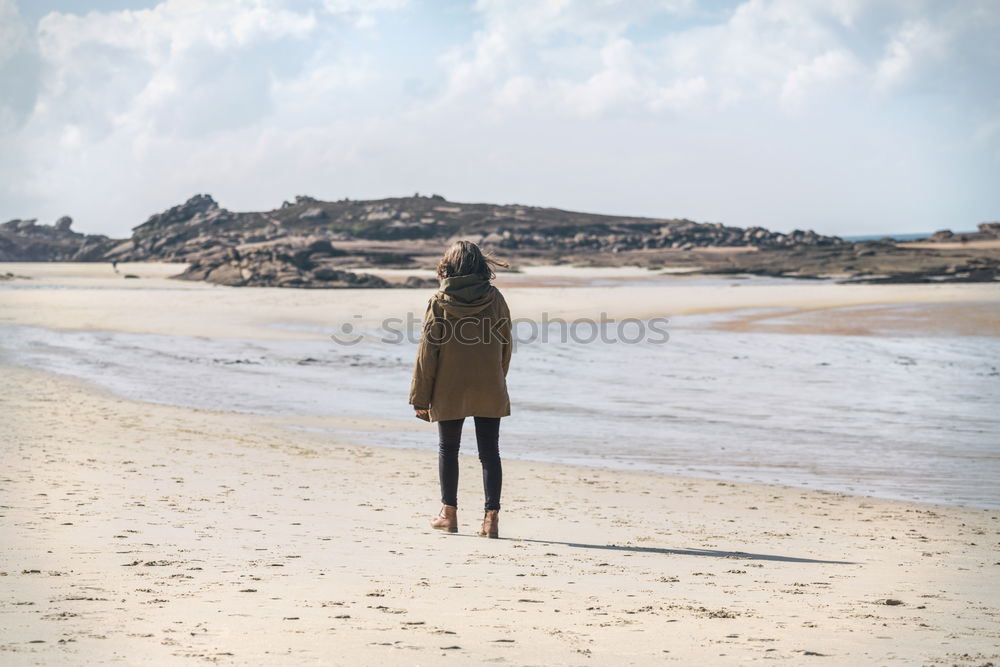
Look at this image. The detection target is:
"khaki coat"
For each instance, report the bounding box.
[408,274,512,422]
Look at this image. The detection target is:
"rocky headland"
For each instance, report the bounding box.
[2,193,998,286]
[0,216,116,262]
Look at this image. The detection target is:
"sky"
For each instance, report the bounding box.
[0,0,998,238]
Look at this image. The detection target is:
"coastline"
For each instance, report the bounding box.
[2,262,999,340]
[2,262,999,510]
[2,363,998,665]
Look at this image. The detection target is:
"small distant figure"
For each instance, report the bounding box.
[111,260,118,274]
[409,241,512,539]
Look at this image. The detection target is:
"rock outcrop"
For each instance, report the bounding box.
[0,216,116,261]
[174,240,430,289]
[916,222,1000,244]
[81,193,852,287]
[2,193,996,285]
[99,194,848,267]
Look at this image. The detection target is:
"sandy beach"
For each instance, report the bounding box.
[3,364,999,665]
[2,263,999,665]
[2,262,999,339]
[5,0,998,662]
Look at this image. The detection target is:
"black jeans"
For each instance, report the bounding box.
[438,416,502,511]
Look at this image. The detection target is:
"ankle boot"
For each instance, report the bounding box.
[430,505,457,533]
[478,509,499,539]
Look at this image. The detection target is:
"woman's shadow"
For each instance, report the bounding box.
[467,536,856,564]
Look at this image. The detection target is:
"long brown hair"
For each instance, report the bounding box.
[436,240,509,280]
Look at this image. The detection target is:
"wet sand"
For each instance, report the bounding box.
[703,301,1000,337]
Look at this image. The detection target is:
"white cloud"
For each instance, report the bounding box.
[648,75,707,112]
[492,74,537,110]
[439,0,879,117]
[0,0,39,131]
[552,38,645,117]
[37,1,316,59]
[323,0,409,28]
[874,19,948,93]
[438,0,701,110]
[780,49,859,112]
[28,0,319,143]
[1,0,997,236]
[0,0,29,60]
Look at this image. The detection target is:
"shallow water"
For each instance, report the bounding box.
[2,320,998,509]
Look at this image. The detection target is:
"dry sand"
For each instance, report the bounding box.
[2,364,998,665]
[2,263,1000,664]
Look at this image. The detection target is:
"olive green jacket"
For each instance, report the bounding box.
[408,274,512,422]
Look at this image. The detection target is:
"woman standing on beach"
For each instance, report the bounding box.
[409,241,512,539]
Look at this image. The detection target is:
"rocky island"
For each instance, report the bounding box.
[2,193,998,286]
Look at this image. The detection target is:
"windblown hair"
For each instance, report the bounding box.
[436,240,509,280]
